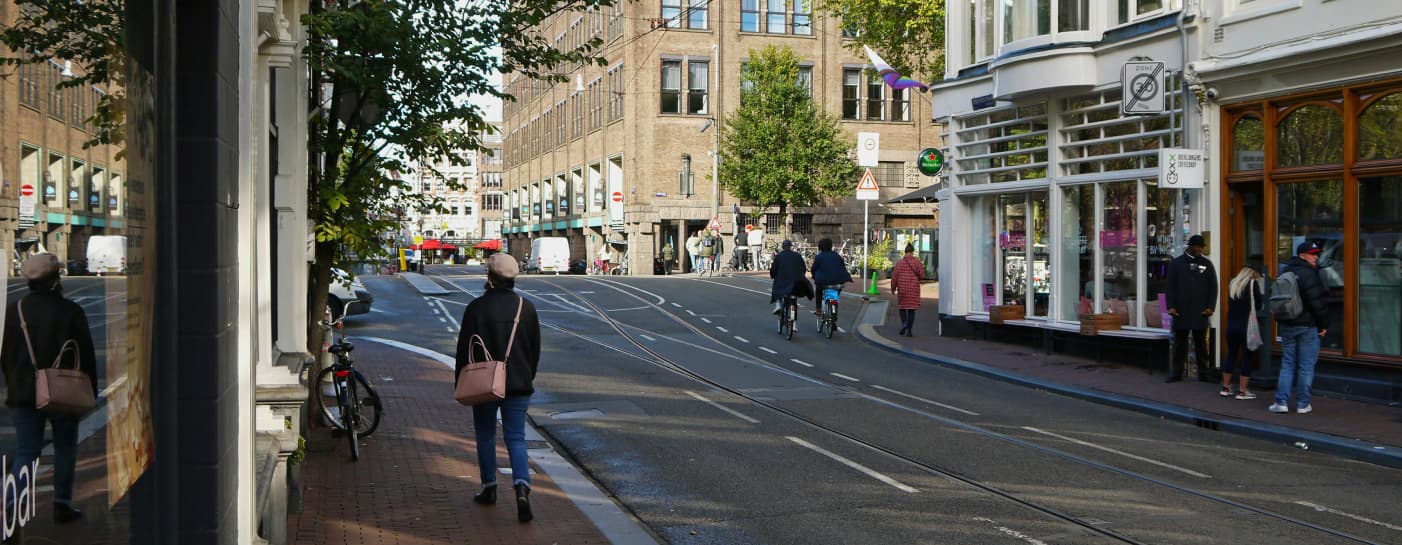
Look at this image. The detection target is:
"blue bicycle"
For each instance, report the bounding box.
[815,285,842,339]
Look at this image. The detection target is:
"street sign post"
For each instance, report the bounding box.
[707,216,721,232]
[857,132,880,167]
[1121,61,1166,115]
[855,168,880,294]
[18,183,35,226]
[916,148,944,176]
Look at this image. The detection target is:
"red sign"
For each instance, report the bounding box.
[610,191,623,203]
[707,216,722,231]
[20,184,34,197]
[856,169,879,191]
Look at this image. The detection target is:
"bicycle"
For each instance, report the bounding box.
[314,305,384,461]
[776,294,799,340]
[815,285,842,339]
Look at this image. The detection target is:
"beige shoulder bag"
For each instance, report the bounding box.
[455,297,524,406]
[19,299,96,416]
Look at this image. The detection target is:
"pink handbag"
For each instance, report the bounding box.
[19,301,96,416]
[455,297,523,406]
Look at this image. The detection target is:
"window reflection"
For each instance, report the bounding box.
[1101,181,1137,325]
[1277,180,1344,350]
[1358,93,1402,161]
[1277,105,1344,167]
[999,194,1027,308]
[1358,176,1402,355]
[971,196,997,312]
[1145,180,1178,329]
[1231,115,1265,171]
[1059,184,1094,320]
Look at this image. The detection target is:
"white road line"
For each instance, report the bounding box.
[605,306,651,312]
[830,373,860,382]
[758,347,777,354]
[446,326,455,332]
[671,302,682,308]
[870,385,980,416]
[734,336,750,343]
[716,326,729,333]
[1295,501,1402,531]
[684,390,760,424]
[700,317,712,323]
[838,327,846,333]
[437,317,447,323]
[790,358,814,368]
[432,307,441,315]
[1022,427,1212,478]
[685,310,696,316]
[786,436,917,493]
[639,334,657,342]
[973,518,1049,545]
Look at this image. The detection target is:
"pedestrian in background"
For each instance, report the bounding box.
[891,244,924,336]
[1271,242,1330,414]
[0,253,97,524]
[1222,264,1264,400]
[685,232,702,274]
[597,242,611,275]
[457,255,542,522]
[661,242,675,275]
[1165,234,1218,383]
[699,231,716,272]
[709,230,724,272]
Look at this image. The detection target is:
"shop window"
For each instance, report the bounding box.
[971,195,998,312]
[1358,93,1402,162]
[1277,180,1344,350]
[1000,194,1028,309]
[1359,176,1402,355]
[1144,179,1180,328]
[1277,104,1344,168]
[958,104,1049,184]
[1100,181,1137,325]
[1231,115,1265,171]
[1061,89,1176,176]
[1029,192,1050,317]
[1058,184,1094,321]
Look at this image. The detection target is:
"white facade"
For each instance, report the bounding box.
[408,152,481,240]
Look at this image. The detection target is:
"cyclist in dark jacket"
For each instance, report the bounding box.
[457,254,542,521]
[769,240,813,314]
[809,238,852,314]
[1271,241,1330,414]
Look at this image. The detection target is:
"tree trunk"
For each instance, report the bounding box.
[778,202,789,241]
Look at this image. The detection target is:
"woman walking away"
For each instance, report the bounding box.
[891,244,925,337]
[1,253,97,525]
[457,255,542,522]
[1223,264,1264,400]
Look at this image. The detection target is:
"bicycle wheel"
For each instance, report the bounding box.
[314,367,345,430]
[826,300,838,339]
[785,304,796,340]
[342,377,361,461]
[351,370,383,437]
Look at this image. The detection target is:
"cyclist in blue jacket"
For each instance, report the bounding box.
[810,238,853,315]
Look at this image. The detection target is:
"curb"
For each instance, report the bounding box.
[850,304,1402,471]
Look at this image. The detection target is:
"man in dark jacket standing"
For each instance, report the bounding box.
[1270,241,1330,414]
[769,240,813,314]
[1165,234,1218,383]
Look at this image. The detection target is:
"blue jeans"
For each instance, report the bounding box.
[1276,325,1320,407]
[11,407,79,505]
[472,394,532,488]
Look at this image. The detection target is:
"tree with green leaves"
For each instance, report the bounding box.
[816,0,946,84]
[303,0,611,355]
[718,45,861,238]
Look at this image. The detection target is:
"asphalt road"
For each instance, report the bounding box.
[347,268,1402,545]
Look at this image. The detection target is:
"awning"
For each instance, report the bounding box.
[885,184,942,204]
[421,239,443,251]
[473,239,502,251]
[441,243,458,251]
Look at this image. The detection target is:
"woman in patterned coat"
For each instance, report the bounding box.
[891,244,925,336]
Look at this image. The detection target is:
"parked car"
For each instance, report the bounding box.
[328,268,374,319]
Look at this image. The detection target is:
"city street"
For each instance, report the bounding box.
[340,267,1402,545]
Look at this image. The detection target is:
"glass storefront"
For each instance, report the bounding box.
[971,196,997,312]
[1059,184,1094,321]
[1277,180,1345,350]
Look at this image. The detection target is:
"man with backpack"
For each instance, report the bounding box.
[1269,241,1330,414]
[699,231,716,272]
[1165,235,1218,383]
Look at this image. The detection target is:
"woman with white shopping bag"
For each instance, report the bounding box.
[1222,264,1265,400]
[454,255,541,522]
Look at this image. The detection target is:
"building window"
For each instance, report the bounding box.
[798,65,813,96]
[70,84,85,128]
[485,193,504,211]
[842,69,861,119]
[572,92,584,139]
[766,0,786,33]
[589,78,603,131]
[1117,0,1164,25]
[1277,104,1344,167]
[957,103,1050,184]
[891,88,910,121]
[1004,0,1050,43]
[1231,115,1265,171]
[688,61,709,115]
[741,0,760,32]
[764,213,781,232]
[791,213,813,235]
[793,0,812,35]
[609,64,625,121]
[18,61,40,109]
[689,0,709,29]
[556,100,567,145]
[661,0,682,27]
[48,64,64,120]
[966,0,998,64]
[661,60,682,114]
[1278,180,1344,350]
[609,2,625,39]
[1359,92,1402,162]
[1059,89,1178,176]
[866,73,885,120]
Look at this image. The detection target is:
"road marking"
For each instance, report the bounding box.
[830,373,859,382]
[446,326,455,332]
[973,518,1049,545]
[358,337,456,367]
[684,390,760,424]
[639,334,657,342]
[734,336,749,343]
[432,307,441,315]
[786,436,917,493]
[1022,426,1212,479]
[685,310,696,316]
[871,385,980,416]
[790,358,814,368]
[605,306,650,312]
[700,317,711,323]
[716,326,728,333]
[671,303,682,308]
[838,327,846,333]
[438,317,447,323]
[1295,501,1402,531]
[758,347,777,354]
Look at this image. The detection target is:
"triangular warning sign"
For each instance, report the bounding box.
[856,169,879,191]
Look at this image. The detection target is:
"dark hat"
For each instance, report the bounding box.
[486,254,519,280]
[1187,234,1206,247]
[1296,241,1323,255]
[781,239,793,249]
[21,253,60,281]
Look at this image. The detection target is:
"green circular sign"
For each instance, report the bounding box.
[917,148,945,176]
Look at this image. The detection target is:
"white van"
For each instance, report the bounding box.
[86,235,127,275]
[526,237,571,274]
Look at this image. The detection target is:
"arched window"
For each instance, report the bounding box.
[1277,104,1344,167]
[1230,115,1264,171]
[1359,92,1402,161]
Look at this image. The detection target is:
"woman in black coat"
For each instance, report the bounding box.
[1222,265,1264,399]
[457,255,542,522]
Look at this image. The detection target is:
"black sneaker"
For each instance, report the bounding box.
[515,483,533,523]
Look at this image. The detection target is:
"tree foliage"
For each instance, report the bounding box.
[304,0,612,354]
[718,45,860,236]
[816,0,946,83]
[1,0,127,151]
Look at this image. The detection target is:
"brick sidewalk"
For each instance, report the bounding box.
[288,341,615,545]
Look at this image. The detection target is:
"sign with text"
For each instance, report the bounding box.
[1122,61,1166,115]
[1159,148,1205,189]
[18,183,35,222]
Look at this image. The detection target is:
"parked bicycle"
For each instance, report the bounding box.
[776,294,799,340]
[815,284,842,339]
[314,304,384,461]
